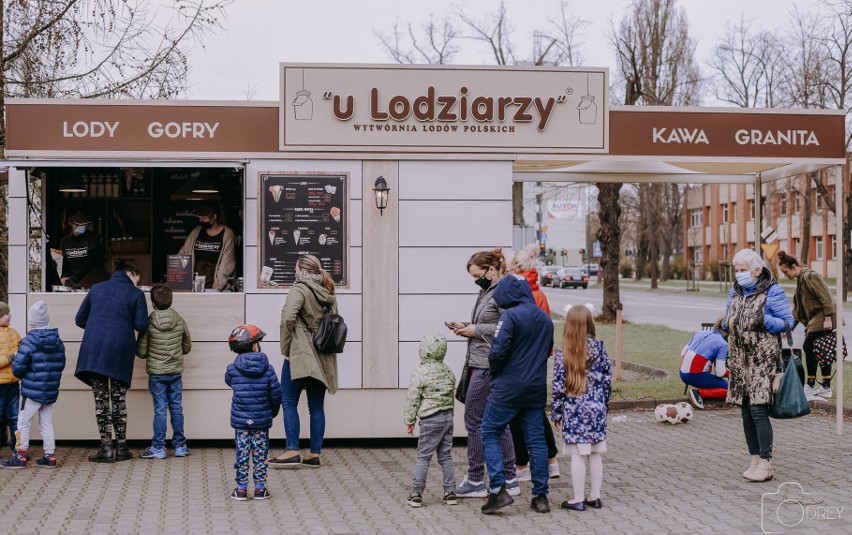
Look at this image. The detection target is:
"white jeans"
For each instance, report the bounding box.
[15,398,55,454]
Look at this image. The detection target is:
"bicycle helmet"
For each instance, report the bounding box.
[228,324,266,353]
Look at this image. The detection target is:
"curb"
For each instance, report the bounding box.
[618,360,671,379]
[808,398,852,417]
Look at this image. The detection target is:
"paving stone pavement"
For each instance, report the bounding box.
[0,409,849,534]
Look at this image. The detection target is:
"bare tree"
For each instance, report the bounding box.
[596,182,623,321]
[375,16,459,65]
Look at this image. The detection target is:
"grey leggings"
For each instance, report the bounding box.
[742,396,773,460]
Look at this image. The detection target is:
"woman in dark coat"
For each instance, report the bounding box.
[75,262,149,463]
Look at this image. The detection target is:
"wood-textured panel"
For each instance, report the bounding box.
[362,161,399,388]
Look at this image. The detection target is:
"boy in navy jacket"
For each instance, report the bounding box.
[1,301,66,469]
[225,325,282,501]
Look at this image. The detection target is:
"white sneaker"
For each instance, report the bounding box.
[505,478,521,497]
[548,461,560,478]
[803,384,819,397]
[516,466,531,482]
[815,386,833,398]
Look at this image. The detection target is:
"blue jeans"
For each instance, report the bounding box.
[281,360,326,454]
[679,371,728,390]
[148,375,185,449]
[482,402,548,497]
[0,383,20,451]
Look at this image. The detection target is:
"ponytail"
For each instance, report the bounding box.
[467,248,507,275]
[295,254,336,293]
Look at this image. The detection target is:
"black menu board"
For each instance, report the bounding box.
[259,173,347,287]
[166,254,193,291]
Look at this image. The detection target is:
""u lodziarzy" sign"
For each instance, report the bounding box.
[279,63,609,153]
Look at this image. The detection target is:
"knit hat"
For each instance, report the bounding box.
[0,302,9,319]
[28,301,49,328]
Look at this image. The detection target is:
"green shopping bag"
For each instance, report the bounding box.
[769,357,811,419]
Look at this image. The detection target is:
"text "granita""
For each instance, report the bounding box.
[329,86,565,131]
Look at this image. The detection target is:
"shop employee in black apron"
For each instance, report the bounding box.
[60,211,109,289]
[179,204,235,291]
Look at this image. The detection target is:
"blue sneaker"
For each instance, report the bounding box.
[0,452,28,469]
[174,445,191,457]
[506,477,521,497]
[455,476,487,498]
[140,447,166,460]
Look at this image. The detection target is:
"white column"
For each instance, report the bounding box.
[835,164,844,436]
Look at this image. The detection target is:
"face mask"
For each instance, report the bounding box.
[74,225,87,235]
[199,221,213,230]
[475,272,492,291]
[736,272,756,288]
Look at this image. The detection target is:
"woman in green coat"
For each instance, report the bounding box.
[777,250,838,399]
[270,255,338,468]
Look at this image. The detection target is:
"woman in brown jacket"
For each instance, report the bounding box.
[270,255,339,468]
[777,251,837,399]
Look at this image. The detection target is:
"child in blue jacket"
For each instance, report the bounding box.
[225,324,282,501]
[1,301,66,469]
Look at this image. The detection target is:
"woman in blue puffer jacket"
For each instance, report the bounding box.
[723,248,793,483]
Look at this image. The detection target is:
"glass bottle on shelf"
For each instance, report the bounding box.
[87,174,96,197]
[110,175,119,198]
[81,175,89,198]
[93,175,102,197]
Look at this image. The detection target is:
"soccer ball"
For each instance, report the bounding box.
[674,402,694,423]
[654,404,680,424]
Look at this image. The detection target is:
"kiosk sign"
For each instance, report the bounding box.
[280,63,608,153]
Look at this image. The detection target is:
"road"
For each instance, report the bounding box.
[542,283,852,339]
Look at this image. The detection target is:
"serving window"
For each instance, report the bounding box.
[29,166,244,292]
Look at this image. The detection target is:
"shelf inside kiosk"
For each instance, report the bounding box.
[39,167,244,292]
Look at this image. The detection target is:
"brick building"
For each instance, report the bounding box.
[684,161,849,278]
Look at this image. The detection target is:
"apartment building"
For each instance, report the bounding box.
[684,164,849,278]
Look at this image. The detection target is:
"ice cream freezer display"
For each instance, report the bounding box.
[259,172,348,287]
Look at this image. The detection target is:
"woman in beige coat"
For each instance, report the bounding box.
[270,255,338,468]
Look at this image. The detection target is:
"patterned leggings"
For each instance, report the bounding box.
[91,376,128,445]
[235,430,269,487]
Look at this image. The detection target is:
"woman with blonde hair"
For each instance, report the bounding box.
[270,255,339,468]
[551,304,612,511]
[508,244,560,480]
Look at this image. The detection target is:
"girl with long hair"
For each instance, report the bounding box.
[551,305,612,511]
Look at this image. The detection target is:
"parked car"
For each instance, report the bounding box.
[553,267,589,289]
[539,265,561,286]
[581,263,600,276]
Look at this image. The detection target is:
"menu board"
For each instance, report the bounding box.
[166,254,193,291]
[259,173,347,287]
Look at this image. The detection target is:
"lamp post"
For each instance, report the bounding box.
[373,176,390,215]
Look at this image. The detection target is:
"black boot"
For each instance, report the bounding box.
[88,443,115,463]
[114,441,133,462]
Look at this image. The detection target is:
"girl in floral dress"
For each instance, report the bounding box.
[551,304,612,511]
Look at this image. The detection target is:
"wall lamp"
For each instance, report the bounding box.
[58,172,86,193]
[373,176,390,216]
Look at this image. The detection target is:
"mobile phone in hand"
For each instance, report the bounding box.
[445,321,458,330]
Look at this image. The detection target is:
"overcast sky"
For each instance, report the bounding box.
[184,0,803,103]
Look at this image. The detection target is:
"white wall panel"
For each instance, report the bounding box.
[244,197,258,246]
[349,200,363,247]
[245,160,363,200]
[8,198,27,246]
[8,293,27,334]
[399,294,479,342]
[398,341,466,388]
[245,292,362,343]
[8,169,26,198]
[400,247,490,294]
[399,161,512,200]
[338,342,363,389]
[399,200,511,247]
[8,245,27,294]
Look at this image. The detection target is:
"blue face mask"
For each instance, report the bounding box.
[74,225,87,235]
[736,271,756,289]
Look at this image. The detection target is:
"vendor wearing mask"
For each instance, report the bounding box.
[60,210,109,289]
[179,204,236,291]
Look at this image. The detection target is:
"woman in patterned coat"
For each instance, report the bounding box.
[724,248,793,483]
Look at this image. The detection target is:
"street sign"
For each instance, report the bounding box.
[593,241,602,257]
[760,226,777,244]
[761,242,779,259]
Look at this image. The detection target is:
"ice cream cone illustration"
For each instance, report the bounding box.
[325,185,337,194]
[330,206,341,223]
[293,229,301,244]
[271,185,282,202]
[268,230,276,245]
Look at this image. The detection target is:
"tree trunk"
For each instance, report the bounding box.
[596,182,623,322]
[800,177,813,264]
[512,182,525,226]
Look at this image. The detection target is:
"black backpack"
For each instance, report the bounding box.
[299,283,347,354]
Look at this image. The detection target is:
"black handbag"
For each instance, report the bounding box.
[812,329,847,367]
[299,284,348,354]
[455,363,470,403]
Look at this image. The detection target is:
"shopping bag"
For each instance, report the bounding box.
[812,329,847,368]
[769,357,811,420]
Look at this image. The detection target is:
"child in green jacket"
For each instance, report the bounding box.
[136,286,192,459]
[403,333,456,508]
